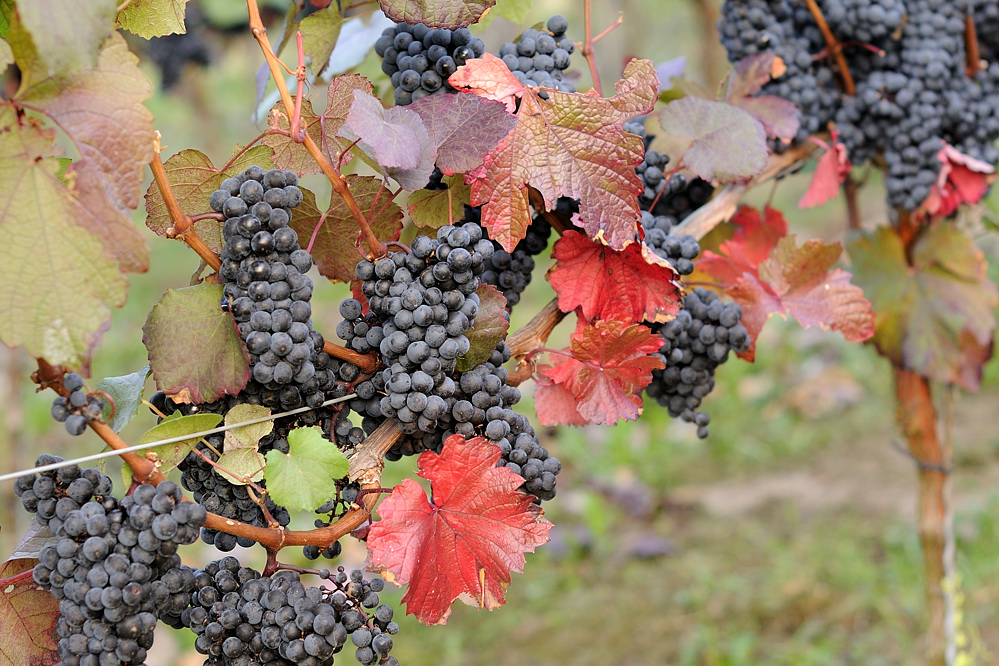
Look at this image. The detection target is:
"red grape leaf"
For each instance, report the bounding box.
[366,435,552,626]
[142,283,250,404]
[722,53,800,142]
[115,0,188,38]
[657,96,767,182]
[263,75,379,176]
[144,146,277,253]
[456,285,509,372]
[342,90,437,190]
[15,33,153,273]
[533,368,588,426]
[696,204,787,285]
[920,143,996,217]
[539,318,664,425]
[546,230,681,324]
[290,175,403,283]
[448,53,525,113]
[0,107,128,374]
[460,57,658,252]
[0,558,60,665]
[727,236,875,360]
[407,175,472,229]
[849,225,997,391]
[408,94,517,175]
[799,131,850,208]
[378,0,496,29]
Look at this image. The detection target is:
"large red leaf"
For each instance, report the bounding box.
[696,205,787,285]
[366,435,552,626]
[920,143,995,217]
[538,318,664,425]
[546,230,681,324]
[454,57,658,252]
[0,558,59,665]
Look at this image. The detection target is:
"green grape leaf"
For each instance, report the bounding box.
[301,5,343,75]
[264,426,349,511]
[97,365,150,433]
[13,0,115,77]
[290,174,403,283]
[849,224,998,391]
[115,0,188,38]
[142,283,250,404]
[216,404,272,485]
[0,106,128,373]
[14,32,153,273]
[457,285,509,372]
[407,175,471,229]
[135,411,224,476]
[378,0,495,28]
[0,558,60,665]
[144,146,276,253]
[492,0,531,23]
[656,96,768,182]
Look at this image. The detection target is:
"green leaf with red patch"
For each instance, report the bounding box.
[290,175,403,283]
[366,435,552,626]
[456,285,509,371]
[378,0,496,28]
[536,318,664,426]
[142,283,250,404]
[455,56,658,252]
[0,558,60,665]
[546,230,682,325]
[407,175,472,229]
[849,224,997,390]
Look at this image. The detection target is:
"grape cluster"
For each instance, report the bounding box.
[350,224,491,435]
[645,288,751,438]
[182,558,399,666]
[50,372,104,437]
[640,211,700,276]
[375,22,485,106]
[718,0,999,209]
[497,14,576,94]
[462,204,553,308]
[211,165,341,412]
[16,459,205,666]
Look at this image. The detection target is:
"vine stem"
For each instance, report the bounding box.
[965,8,982,77]
[506,299,567,387]
[894,367,949,666]
[323,340,379,373]
[245,0,385,258]
[802,0,855,96]
[150,133,221,271]
[580,0,602,96]
[527,187,568,235]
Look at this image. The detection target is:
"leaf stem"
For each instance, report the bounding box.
[507,299,568,387]
[246,0,386,258]
[0,569,34,586]
[292,33,307,142]
[590,14,623,44]
[964,8,982,76]
[802,0,855,96]
[323,340,380,373]
[580,0,603,96]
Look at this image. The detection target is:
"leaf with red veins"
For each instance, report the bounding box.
[546,230,681,324]
[466,58,658,252]
[533,368,588,426]
[0,558,60,665]
[920,143,996,217]
[696,204,788,285]
[799,131,850,208]
[657,96,768,182]
[342,90,437,190]
[366,435,552,626]
[408,93,517,175]
[448,53,526,112]
[723,53,800,142]
[379,0,496,28]
[456,285,509,372]
[542,319,664,426]
[291,176,402,283]
[727,236,875,360]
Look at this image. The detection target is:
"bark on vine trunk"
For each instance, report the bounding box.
[893,367,950,666]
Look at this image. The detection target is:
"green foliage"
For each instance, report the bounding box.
[264,426,349,511]
[132,411,225,482]
[217,404,271,484]
[97,366,150,432]
[115,0,189,39]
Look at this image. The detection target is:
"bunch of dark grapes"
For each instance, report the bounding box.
[182,558,399,666]
[375,22,485,106]
[640,212,700,276]
[16,458,205,666]
[497,14,576,94]
[210,165,341,413]
[463,204,553,308]
[50,372,104,436]
[645,288,751,438]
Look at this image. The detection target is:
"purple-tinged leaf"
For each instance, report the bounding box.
[345,90,424,170]
[722,54,800,142]
[378,0,496,28]
[456,285,509,371]
[408,94,517,175]
[655,57,686,92]
[143,283,250,404]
